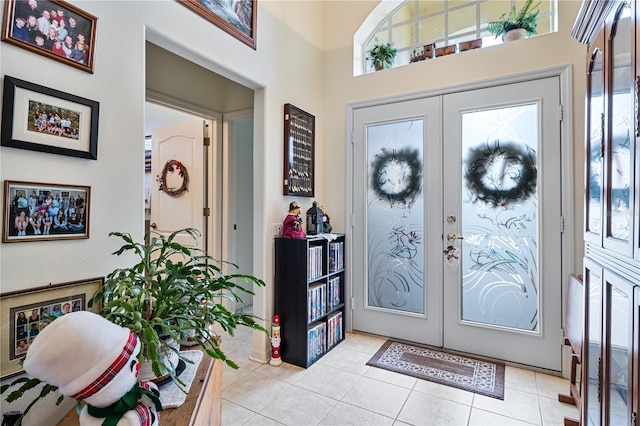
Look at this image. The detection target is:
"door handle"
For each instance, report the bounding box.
[150,222,157,229]
[446,233,464,241]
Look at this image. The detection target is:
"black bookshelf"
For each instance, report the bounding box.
[274,234,345,367]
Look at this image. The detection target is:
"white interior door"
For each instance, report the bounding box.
[352,97,443,346]
[351,77,564,370]
[442,77,563,370]
[151,120,207,249]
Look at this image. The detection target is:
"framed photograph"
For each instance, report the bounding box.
[1,0,97,73]
[2,75,99,159]
[3,180,90,243]
[178,0,257,50]
[0,277,103,378]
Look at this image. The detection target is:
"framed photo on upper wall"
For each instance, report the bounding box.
[178,0,256,49]
[3,180,90,243]
[2,75,99,159]
[0,277,103,378]
[1,0,97,73]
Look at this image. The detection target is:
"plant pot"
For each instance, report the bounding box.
[502,28,527,42]
[138,336,181,383]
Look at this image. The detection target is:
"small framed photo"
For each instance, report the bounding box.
[2,75,99,159]
[1,0,97,73]
[178,0,257,50]
[0,277,103,378]
[3,180,90,243]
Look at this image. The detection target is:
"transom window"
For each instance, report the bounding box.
[359,0,557,74]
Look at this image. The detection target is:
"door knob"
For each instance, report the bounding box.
[446,233,464,241]
[150,222,157,229]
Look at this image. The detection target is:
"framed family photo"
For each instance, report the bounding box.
[3,180,90,243]
[1,0,97,73]
[2,75,99,159]
[179,0,257,49]
[0,277,103,378]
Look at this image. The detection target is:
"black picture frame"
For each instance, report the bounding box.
[3,180,91,243]
[1,0,98,73]
[1,75,99,159]
[178,0,257,50]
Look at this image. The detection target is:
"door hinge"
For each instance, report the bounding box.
[351,132,354,144]
[560,216,564,232]
[204,137,211,147]
[558,104,563,122]
[203,207,210,217]
[351,297,355,310]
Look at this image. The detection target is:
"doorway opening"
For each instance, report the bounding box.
[144,42,256,316]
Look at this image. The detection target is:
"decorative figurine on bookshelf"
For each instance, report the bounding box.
[270,314,282,366]
[283,202,306,238]
[319,204,332,233]
[306,201,324,235]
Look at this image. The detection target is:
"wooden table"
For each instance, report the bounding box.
[57,351,222,426]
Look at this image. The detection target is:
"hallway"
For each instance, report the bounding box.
[220,327,579,425]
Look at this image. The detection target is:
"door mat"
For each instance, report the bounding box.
[366,340,505,400]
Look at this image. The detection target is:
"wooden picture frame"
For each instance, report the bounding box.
[283,103,315,197]
[1,0,98,73]
[2,76,99,160]
[3,180,90,243]
[0,277,103,378]
[178,0,257,50]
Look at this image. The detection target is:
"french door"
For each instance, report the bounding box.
[351,77,563,370]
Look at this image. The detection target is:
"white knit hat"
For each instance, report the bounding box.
[23,311,138,399]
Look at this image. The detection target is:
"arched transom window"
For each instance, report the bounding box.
[356,0,557,75]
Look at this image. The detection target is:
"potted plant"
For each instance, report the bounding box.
[367,40,398,71]
[486,0,540,42]
[2,228,266,422]
[89,228,267,382]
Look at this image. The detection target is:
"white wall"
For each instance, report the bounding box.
[0,0,325,420]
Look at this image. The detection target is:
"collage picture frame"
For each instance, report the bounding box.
[0,277,103,378]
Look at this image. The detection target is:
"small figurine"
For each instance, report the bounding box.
[283,202,306,238]
[23,311,162,426]
[270,314,282,366]
[319,205,332,233]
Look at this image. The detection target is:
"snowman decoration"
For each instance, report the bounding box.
[23,311,162,425]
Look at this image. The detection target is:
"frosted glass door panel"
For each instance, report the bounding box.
[352,96,442,347]
[607,2,633,246]
[460,105,539,331]
[367,119,425,314]
[587,48,603,238]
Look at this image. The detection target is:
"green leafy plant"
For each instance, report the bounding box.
[486,0,541,39]
[1,228,266,424]
[367,40,398,70]
[89,228,267,380]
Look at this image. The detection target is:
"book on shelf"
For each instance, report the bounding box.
[307,283,327,323]
[307,245,323,281]
[327,311,343,349]
[307,322,327,364]
[328,241,344,273]
[327,276,341,311]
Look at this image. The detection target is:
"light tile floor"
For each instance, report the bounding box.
[220,327,579,426]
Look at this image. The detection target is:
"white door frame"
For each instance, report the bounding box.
[345,65,574,368]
